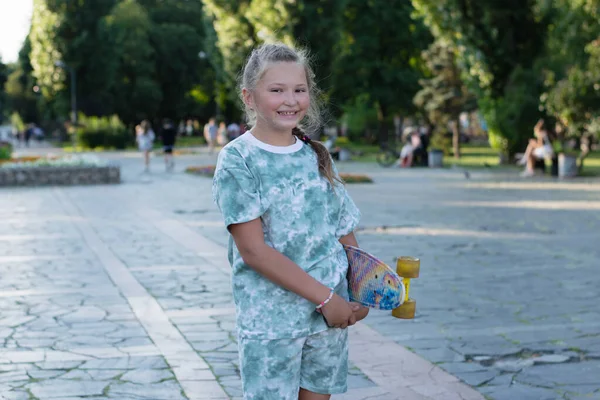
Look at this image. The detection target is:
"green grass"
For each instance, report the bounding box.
[348,142,600,176]
[446,145,508,169]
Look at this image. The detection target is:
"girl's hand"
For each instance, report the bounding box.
[320,294,354,329]
[349,302,369,323]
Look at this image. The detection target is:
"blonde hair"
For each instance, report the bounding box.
[239,43,339,186]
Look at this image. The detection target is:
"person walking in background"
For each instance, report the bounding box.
[212,42,367,400]
[203,117,218,154]
[136,120,155,172]
[227,121,241,141]
[217,121,228,146]
[161,118,177,172]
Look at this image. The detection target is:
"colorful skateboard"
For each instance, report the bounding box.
[344,245,420,318]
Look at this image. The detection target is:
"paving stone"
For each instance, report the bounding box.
[516,361,600,387]
[108,381,186,399]
[533,354,571,364]
[29,379,108,398]
[479,382,563,400]
[120,369,173,384]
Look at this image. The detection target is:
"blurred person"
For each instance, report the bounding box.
[136,120,155,172]
[518,119,554,177]
[161,118,177,172]
[185,119,194,136]
[397,129,421,167]
[227,121,241,141]
[203,117,218,154]
[217,121,228,145]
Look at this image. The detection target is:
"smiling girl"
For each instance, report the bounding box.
[212,43,367,400]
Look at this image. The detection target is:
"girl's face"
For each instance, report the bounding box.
[244,62,310,134]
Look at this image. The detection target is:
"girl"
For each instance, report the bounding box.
[212,43,368,400]
[136,120,155,172]
[518,119,555,177]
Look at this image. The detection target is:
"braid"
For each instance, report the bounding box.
[292,127,341,187]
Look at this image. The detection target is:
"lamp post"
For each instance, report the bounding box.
[55,61,77,149]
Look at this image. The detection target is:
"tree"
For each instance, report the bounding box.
[141,0,214,121]
[414,40,476,157]
[103,0,161,124]
[332,0,432,142]
[4,38,41,125]
[412,0,547,157]
[202,0,257,118]
[29,0,68,117]
[0,58,8,124]
[540,0,600,171]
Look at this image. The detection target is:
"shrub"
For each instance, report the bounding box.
[0,142,13,160]
[75,115,133,150]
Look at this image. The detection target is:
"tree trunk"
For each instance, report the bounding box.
[451,119,461,159]
[376,102,389,145]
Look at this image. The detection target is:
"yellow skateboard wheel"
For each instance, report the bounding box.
[392,299,416,319]
[396,257,420,278]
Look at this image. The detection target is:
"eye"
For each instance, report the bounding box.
[270,89,283,93]
[388,280,391,284]
[295,88,307,93]
[375,274,378,279]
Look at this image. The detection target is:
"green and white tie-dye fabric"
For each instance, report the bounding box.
[212,133,361,339]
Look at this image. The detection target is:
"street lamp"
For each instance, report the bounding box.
[55,61,77,127]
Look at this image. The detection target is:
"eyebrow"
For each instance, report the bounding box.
[268,83,308,87]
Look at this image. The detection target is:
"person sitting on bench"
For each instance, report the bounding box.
[518,119,555,177]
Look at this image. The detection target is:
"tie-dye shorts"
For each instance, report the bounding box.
[238,327,348,399]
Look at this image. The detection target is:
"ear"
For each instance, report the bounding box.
[242,88,254,109]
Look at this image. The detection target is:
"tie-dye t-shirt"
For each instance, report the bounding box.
[212,132,361,339]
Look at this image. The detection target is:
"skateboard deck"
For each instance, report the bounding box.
[344,244,405,310]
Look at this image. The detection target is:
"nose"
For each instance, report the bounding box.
[283,90,297,105]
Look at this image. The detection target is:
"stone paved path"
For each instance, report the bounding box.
[1,148,599,399]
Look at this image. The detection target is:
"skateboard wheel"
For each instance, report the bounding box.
[392,299,416,319]
[396,257,420,278]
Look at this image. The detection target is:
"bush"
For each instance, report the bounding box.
[75,115,133,150]
[0,142,13,160]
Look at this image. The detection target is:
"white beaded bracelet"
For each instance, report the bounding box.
[315,288,334,310]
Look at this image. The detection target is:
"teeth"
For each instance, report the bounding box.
[279,112,296,115]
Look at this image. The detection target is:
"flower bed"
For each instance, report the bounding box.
[0,155,120,187]
[185,165,216,177]
[339,173,373,183]
[185,165,372,183]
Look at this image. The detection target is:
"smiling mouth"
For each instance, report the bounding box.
[277,111,298,116]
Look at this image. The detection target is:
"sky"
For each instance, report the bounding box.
[0,0,33,63]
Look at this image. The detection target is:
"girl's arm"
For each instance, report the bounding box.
[229,218,356,328]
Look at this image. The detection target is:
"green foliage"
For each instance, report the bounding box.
[341,94,378,142]
[0,58,8,124]
[541,1,600,141]
[429,129,451,153]
[0,142,12,160]
[30,0,65,106]
[480,67,542,155]
[414,40,476,124]
[10,112,26,132]
[333,0,432,142]
[75,114,132,149]
[412,0,546,155]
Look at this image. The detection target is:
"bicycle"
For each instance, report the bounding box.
[376,142,400,167]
